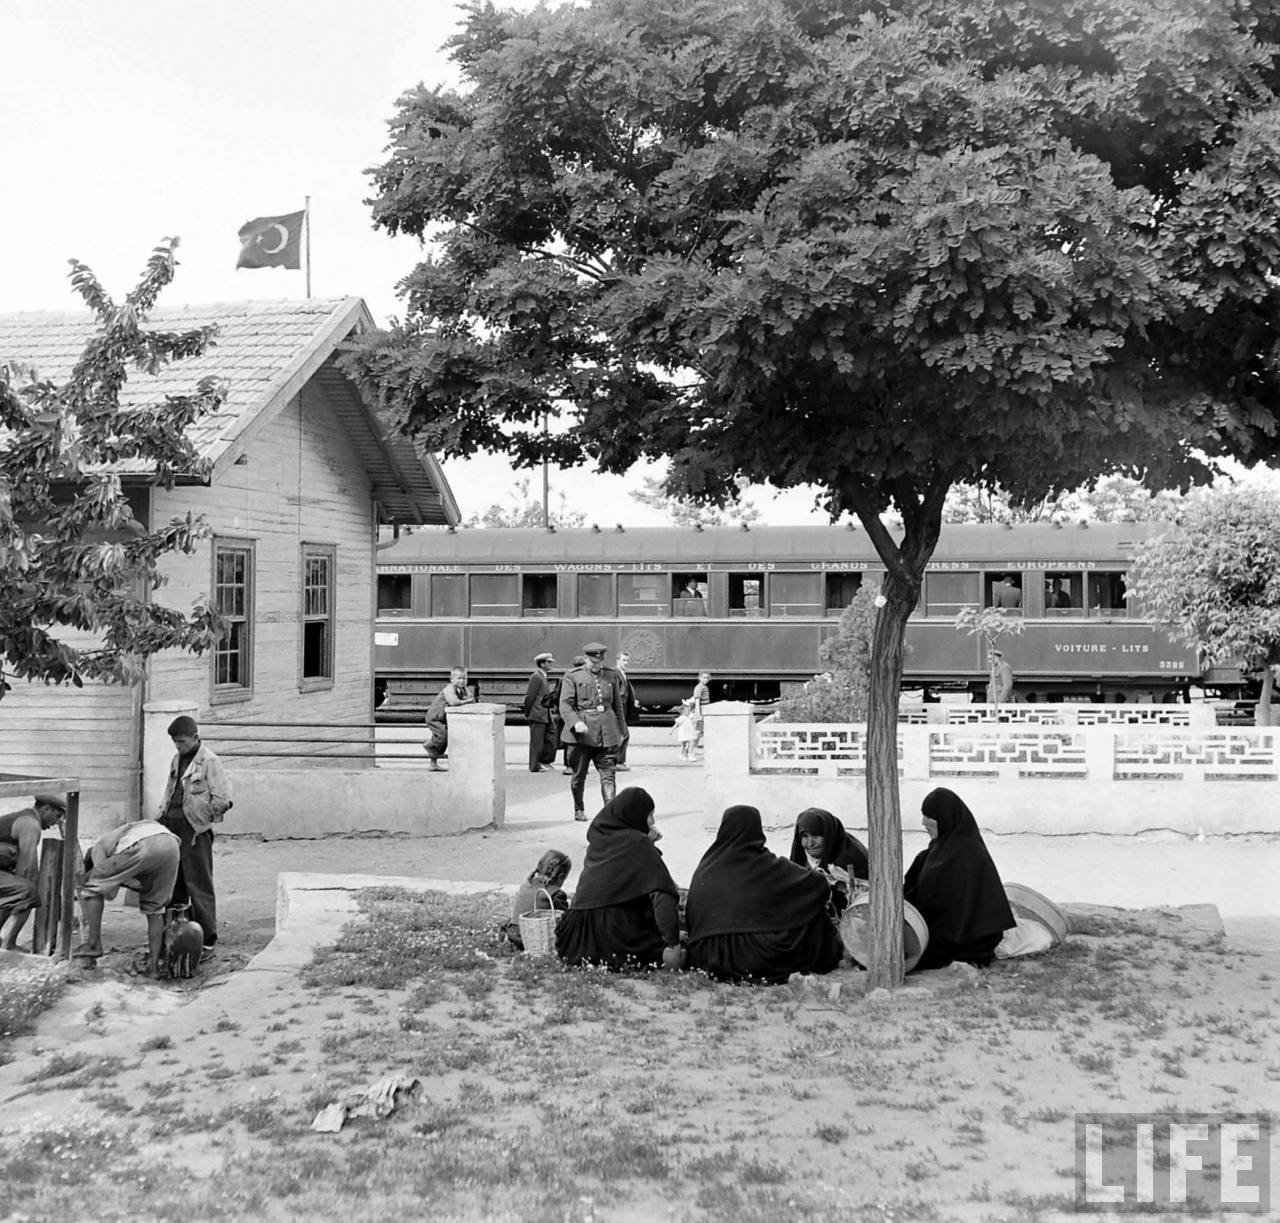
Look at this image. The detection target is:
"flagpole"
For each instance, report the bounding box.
[304,196,312,298]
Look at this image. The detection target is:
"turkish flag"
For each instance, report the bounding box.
[236,210,305,269]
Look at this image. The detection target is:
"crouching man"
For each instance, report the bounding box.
[0,794,66,951]
[77,820,180,977]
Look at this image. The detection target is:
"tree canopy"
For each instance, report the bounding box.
[0,241,225,699]
[1127,483,1280,723]
[347,0,1280,984]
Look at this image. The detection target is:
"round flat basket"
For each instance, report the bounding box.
[1004,882,1068,946]
[517,888,563,958]
[839,897,929,974]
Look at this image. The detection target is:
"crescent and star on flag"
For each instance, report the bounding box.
[236,208,306,271]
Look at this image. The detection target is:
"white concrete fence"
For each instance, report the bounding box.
[143,700,506,840]
[701,702,1279,837]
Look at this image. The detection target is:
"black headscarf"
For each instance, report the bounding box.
[686,805,833,940]
[569,788,678,911]
[904,788,1014,943]
[788,808,870,880]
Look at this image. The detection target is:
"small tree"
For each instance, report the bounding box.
[954,607,1026,713]
[0,241,225,699]
[1127,486,1280,725]
[630,473,763,528]
[777,583,882,721]
[464,477,587,528]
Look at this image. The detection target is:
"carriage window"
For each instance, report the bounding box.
[619,573,670,617]
[1088,571,1129,617]
[926,572,980,617]
[1044,571,1083,615]
[729,572,764,617]
[377,573,412,615]
[577,573,614,617]
[770,573,822,617]
[672,571,707,617]
[430,573,466,617]
[984,571,1023,612]
[824,572,863,613]
[470,573,519,617]
[522,574,558,617]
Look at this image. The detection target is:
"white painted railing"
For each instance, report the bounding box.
[754,721,1279,783]
[701,702,1279,835]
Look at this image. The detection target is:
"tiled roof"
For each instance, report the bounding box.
[0,298,458,525]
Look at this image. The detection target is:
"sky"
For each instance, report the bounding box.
[0,0,828,527]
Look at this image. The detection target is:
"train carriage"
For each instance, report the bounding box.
[374,522,1218,719]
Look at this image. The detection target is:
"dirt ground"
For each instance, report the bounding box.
[3,735,1279,1221]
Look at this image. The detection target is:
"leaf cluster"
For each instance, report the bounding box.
[347,0,1280,539]
[1126,482,1280,669]
[0,241,226,698]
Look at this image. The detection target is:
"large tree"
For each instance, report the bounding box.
[0,241,225,699]
[346,0,1280,986]
[1127,484,1280,724]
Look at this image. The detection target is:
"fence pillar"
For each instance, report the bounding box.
[142,700,197,822]
[447,703,507,828]
[1083,726,1115,781]
[703,702,755,830]
[901,724,930,779]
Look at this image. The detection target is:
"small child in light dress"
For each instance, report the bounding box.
[672,700,698,760]
[504,849,572,951]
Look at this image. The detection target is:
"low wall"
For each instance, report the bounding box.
[702,703,1280,837]
[144,701,506,839]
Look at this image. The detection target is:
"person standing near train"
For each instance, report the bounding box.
[521,652,557,773]
[559,642,627,822]
[690,670,712,753]
[614,650,638,772]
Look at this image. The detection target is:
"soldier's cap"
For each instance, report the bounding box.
[34,793,67,813]
[583,642,608,657]
[534,652,555,665]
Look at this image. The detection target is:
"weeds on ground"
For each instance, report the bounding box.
[0,963,69,1048]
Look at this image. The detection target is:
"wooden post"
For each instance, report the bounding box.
[59,790,80,959]
[32,839,64,955]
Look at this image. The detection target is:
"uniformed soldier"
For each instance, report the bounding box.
[558,642,627,822]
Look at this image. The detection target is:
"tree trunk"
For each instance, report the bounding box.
[863,572,914,990]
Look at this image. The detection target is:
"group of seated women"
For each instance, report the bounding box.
[547,785,1059,981]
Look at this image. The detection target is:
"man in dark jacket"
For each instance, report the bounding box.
[614,650,639,770]
[559,642,627,821]
[521,652,557,772]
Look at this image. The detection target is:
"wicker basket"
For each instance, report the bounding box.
[517,888,563,958]
[839,896,929,973]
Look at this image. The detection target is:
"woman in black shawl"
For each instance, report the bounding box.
[555,788,683,971]
[788,808,870,915]
[904,787,1015,970]
[687,805,842,984]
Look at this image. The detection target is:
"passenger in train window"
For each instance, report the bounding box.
[904,788,1015,971]
[555,788,684,971]
[677,580,703,599]
[990,574,1022,609]
[788,808,870,916]
[559,643,628,822]
[1047,577,1072,609]
[686,805,843,984]
[423,666,474,772]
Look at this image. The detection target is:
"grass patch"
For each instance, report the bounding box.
[0,962,68,1046]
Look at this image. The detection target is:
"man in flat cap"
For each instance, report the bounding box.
[559,642,627,821]
[158,715,231,959]
[0,794,65,951]
[522,651,558,773]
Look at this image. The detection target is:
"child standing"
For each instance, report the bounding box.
[504,850,572,950]
[672,700,698,760]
